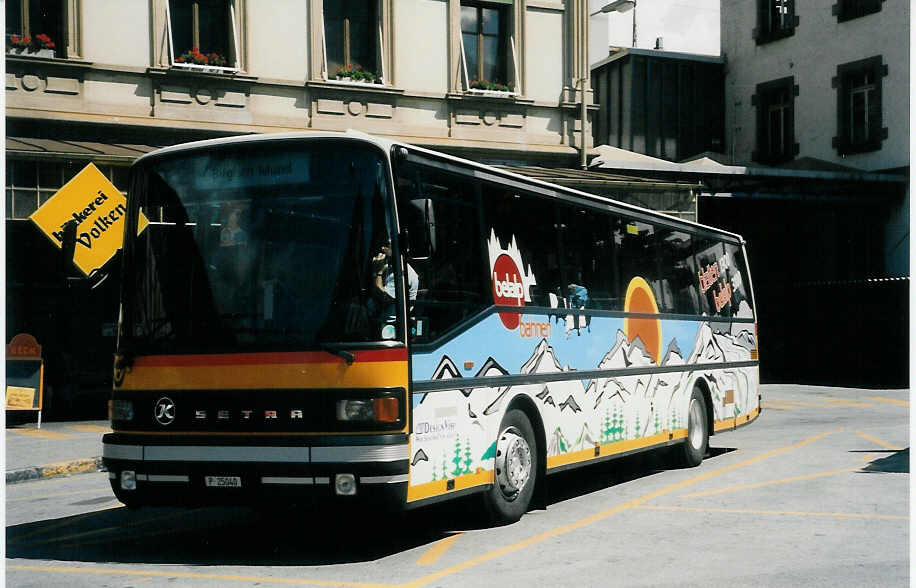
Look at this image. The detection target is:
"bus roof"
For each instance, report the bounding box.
[134,130,746,244]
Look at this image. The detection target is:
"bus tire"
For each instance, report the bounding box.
[679,387,709,467]
[481,409,537,525]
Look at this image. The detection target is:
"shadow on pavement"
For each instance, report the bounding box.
[862,448,909,473]
[6,445,737,566]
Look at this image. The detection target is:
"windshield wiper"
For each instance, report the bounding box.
[318,344,355,366]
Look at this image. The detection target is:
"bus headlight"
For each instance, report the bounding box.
[335,398,399,423]
[109,399,134,421]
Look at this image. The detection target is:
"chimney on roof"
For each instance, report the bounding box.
[654,37,664,50]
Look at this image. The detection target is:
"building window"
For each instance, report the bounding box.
[753,77,797,164]
[755,0,797,44]
[835,0,883,22]
[834,56,887,155]
[5,0,67,57]
[6,160,128,220]
[324,1,379,81]
[460,2,513,92]
[167,0,240,71]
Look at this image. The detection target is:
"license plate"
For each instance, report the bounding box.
[205,476,242,488]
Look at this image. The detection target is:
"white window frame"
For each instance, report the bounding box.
[319,0,387,84]
[455,0,522,96]
[165,0,241,74]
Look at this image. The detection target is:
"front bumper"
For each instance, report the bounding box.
[102,433,409,507]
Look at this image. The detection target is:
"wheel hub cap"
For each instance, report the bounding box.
[496,428,531,500]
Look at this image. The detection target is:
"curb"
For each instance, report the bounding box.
[6,457,106,485]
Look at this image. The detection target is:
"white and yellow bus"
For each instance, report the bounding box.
[103,132,759,524]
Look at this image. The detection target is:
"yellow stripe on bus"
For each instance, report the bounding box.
[407,469,493,502]
[120,361,408,390]
[546,430,685,470]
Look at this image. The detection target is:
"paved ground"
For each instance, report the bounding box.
[4,384,911,587]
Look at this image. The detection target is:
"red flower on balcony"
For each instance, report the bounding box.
[9,34,31,49]
[35,33,55,49]
[176,47,228,67]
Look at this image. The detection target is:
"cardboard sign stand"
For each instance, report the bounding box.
[6,334,45,428]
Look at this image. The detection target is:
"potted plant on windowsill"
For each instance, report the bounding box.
[469,79,516,95]
[335,64,380,84]
[175,47,229,71]
[7,33,55,58]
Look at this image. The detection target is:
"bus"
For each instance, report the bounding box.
[102,131,759,524]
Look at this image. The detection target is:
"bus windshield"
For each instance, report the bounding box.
[124,140,398,354]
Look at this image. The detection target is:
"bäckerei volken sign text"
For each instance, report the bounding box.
[29,163,148,276]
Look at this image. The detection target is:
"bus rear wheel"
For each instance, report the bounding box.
[482,409,537,525]
[679,387,709,467]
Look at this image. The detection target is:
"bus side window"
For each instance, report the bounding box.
[396,162,488,342]
[656,228,699,315]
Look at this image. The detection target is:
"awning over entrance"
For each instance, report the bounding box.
[6,137,159,164]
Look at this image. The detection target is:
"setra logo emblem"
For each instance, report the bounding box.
[154,397,176,426]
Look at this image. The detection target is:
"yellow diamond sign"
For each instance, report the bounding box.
[29,163,148,276]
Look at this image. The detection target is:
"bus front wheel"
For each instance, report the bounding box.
[679,387,709,467]
[482,409,537,525]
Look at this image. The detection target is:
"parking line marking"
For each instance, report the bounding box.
[821,397,876,408]
[69,424,112,433]
[15,508,190,548]
[7,507,117,544]
[856,432,902,451]
[866,396,909,407]
[416,533,462,566]
[636,505,907,521]
[5,565,395,587]
[681,466,860,498]
[7,487,114,503]
[397,429,841,588]
[8,428,72,439]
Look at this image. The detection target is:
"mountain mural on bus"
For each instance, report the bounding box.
[408,229,757,487]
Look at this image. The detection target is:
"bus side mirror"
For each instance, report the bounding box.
[404,198,436,260]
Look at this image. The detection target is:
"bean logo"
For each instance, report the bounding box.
[487,229,537,330]
[492,254,525,329]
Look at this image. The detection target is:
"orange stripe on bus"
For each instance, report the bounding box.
[132,348,407,367]
[119,361,408,390]
[407,469,493,502]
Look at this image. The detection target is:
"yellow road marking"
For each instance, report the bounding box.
[5,565,394,588]
[821,397,875,408]
[636,505,907,521]
[681,466,860,498]
[764,399,822,407]
[69,424,112,433]
[866,396,909,407]
[397,429,841,588]
[7,507,117,544]
[8,428,71,439]
[760,403,800,410]
[15,508,189,548]
[856,432,902,451]
[8,430,842,588]
[7,487,115,503]
[416,533,462,566]
[861,453,877,462]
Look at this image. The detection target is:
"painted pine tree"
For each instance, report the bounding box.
[653,410,661,435]
[634,414,641,439]
[463,438,473,474]
[452,437,464,477]
[602,410,612,444]
[671,407,680,430]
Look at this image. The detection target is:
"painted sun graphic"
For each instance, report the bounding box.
[623,277,662,364]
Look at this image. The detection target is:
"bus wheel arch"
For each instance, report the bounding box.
[692,377,715,439]
[481,396,545,524]
[505,395,547,510]
[678,379,712,468]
